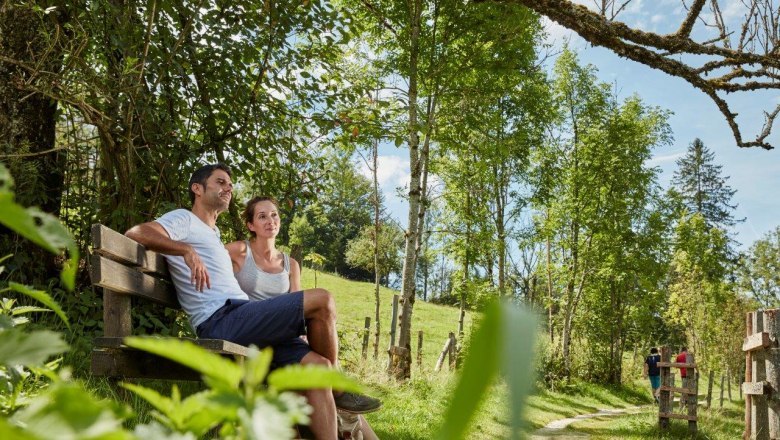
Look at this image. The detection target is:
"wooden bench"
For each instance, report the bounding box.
[89,224,248,380]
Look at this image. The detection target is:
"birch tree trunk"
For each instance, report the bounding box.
[391,0,422,380]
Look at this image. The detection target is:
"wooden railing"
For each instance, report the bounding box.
[658,346,698,433]
[742,309,780,440]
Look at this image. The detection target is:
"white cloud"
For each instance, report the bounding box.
[647,151,684,166]
[357,155,410,188]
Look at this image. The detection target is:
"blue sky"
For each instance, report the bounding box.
[360,5,780,251]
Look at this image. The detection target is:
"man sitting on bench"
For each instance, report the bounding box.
[125,163,380,439]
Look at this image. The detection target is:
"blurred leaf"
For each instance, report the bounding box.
[244,346,272,390]
[267,365,363,393]
[9,283,70,329]
[11,382,130,439]
[0,329,67,366]
[0,417,39,440]
[435,301,537,440]
[435,302,501,440]
[500,303,538,439]
[124,337,243,389]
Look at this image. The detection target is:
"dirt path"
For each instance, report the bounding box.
[530,406,647,439]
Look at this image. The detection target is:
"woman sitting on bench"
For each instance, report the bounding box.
[226,196,378,440]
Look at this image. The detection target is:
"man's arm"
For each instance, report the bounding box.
[643,361,648,378]
[126,222,211,291]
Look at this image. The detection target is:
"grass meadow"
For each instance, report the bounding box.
[80,269,745,439]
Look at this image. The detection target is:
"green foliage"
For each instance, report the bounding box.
[345,222,404,281]
[739,225,780,307]
[0,164,78,290]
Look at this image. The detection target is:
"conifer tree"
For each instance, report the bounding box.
[671,138,741,231]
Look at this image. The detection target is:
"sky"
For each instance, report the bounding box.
[359,2,780,251]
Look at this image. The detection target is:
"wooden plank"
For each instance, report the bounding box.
[659,346,671,430]
[765,309,780,439]
[103,290,131,337]
[659,413,698,421]
[94,337,249,357]
[687,354,698,433]
[744,381,771,396]
[91,224,168,276]
[92,348,212,380]
[658,362,697,369]
[90,255,179,307]
[743,331,775,352]
[659,386,696,394]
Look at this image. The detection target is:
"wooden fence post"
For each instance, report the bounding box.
[362,317,371,360]
[659,346,671,430]
[764,309,780,439]
[387,294,399,369]
[753,311,770,440]
[417,331,423,368]
[687,354,698,434]
[707,370,714,409]
[435,336,452,372]
[448,332,456,371]
[746,312,754,439]
[728,368,732,402]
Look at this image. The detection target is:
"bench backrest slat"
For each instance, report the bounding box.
[90,255,179,308]
[91,224,169,276]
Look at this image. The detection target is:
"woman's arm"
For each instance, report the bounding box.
[289,257,301,292]
[225,240,247,274]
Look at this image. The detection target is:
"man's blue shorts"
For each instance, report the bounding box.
[649,375,661,389]
[196,291,312,368]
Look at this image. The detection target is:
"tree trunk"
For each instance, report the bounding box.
[372,136,381,360]
[392,0,423,380]
[0,3,67,282]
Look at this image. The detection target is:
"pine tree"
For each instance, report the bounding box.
[671,138,741,230]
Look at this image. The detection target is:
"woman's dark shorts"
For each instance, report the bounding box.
[196,291,311,368]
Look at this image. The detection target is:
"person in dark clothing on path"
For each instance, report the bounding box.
[644,347,662,404]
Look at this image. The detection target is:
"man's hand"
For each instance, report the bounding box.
[184,247,211,292]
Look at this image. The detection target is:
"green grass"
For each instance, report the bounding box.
[562,380,745,439]
[300,269,475,368]
[78,270,746,439]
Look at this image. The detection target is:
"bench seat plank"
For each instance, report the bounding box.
[95,337,249,357]
[90,255,179,307]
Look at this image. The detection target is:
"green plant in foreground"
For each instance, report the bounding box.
[121,337,363,438]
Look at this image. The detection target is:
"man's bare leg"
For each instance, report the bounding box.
[302,288,338,367]
[301,351,337,439]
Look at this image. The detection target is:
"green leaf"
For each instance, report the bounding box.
[124,337,243,389]
[267,364,363,393]
[0,329,68,366]
[8,283,69,329]
[500,303,538,439]
[0,417,40,440]
[244,346,272,390]
[435,302,502,440]
[11,381,130,440]
[0,164,79,291]
[121,382,175,423]
[11,306,52,316]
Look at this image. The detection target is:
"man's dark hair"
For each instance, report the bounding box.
[650,347,658,354]
[189,163,232,205]
[680,346,687,352]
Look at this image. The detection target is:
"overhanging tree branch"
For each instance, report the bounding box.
[489,0,780,149]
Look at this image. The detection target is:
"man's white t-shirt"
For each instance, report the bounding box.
[155,209,248,329]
